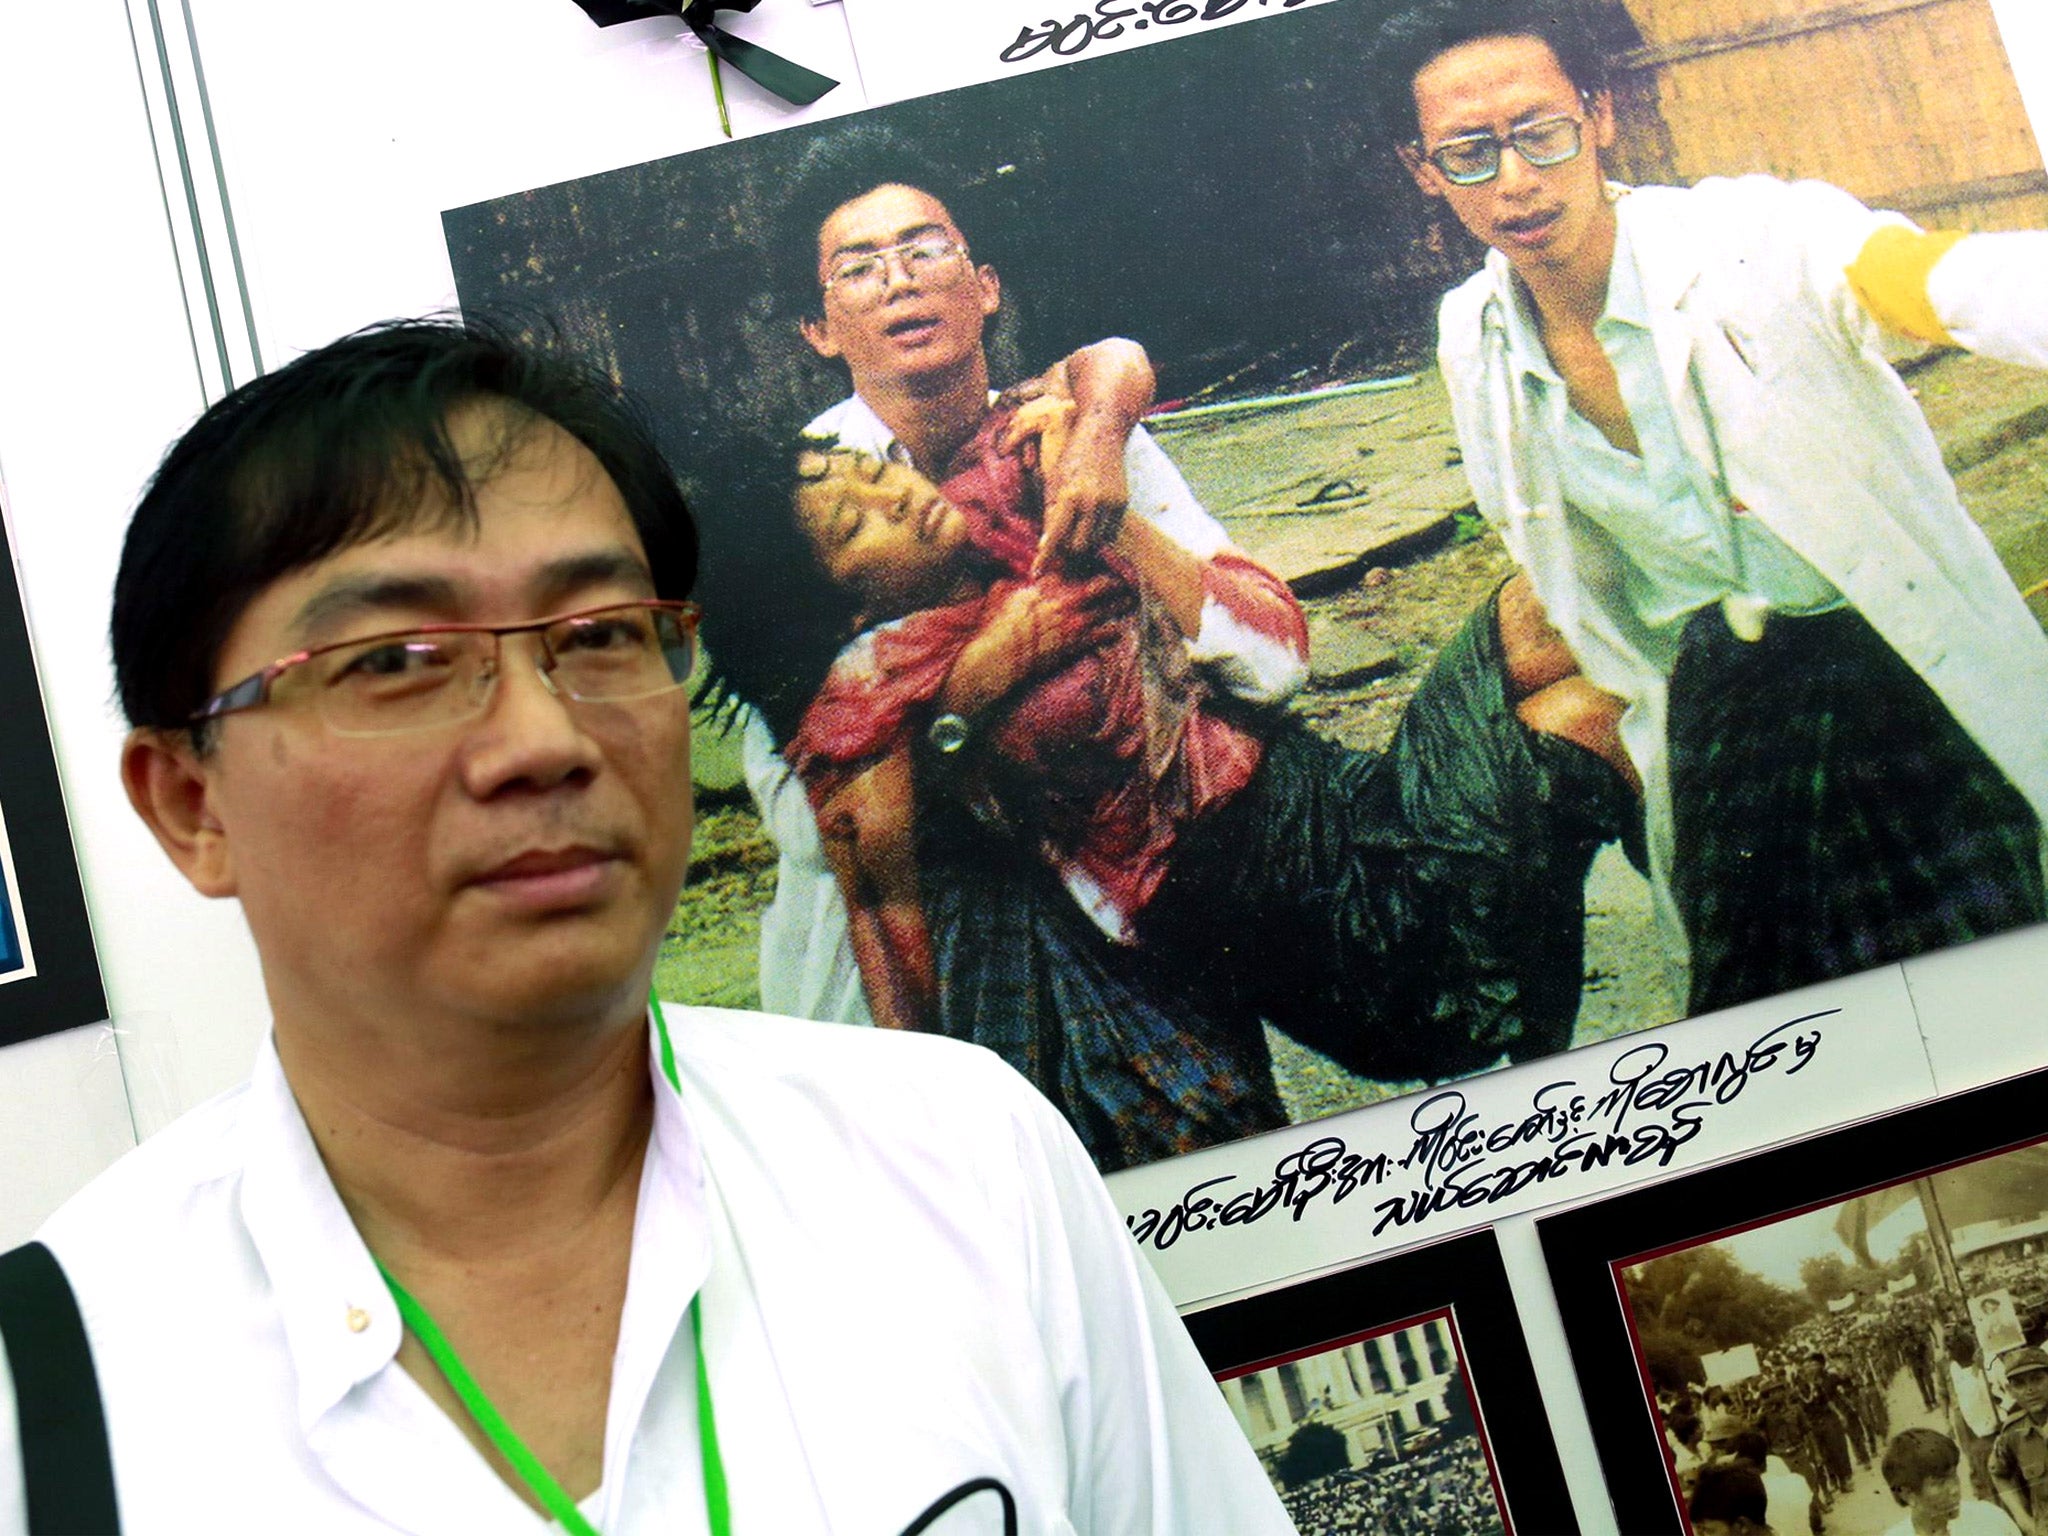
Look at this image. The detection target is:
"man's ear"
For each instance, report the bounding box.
[1397,142,1443,200]
[799,312,841,361]
[1589,88,1618,154]
[121,728,238,898]
[975,263,1001,319]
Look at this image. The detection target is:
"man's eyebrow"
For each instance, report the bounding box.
[531,548,659,606]
[828,222,948,259]
[287,549,656,643]
[290,574,462,643]
[1434,100,1579,142]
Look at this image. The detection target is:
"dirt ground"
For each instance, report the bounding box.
[657,354,2048,1123]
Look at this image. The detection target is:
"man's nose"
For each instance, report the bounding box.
[1493,142,1543,198]
[879,247,920,294]
[461,637,600,792]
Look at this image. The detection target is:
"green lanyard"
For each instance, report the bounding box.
[373,993,729,1535]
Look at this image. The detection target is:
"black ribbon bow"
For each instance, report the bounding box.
[568,0,838,109]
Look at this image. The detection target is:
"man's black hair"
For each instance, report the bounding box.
[767,125,977,326]
[111,315,698,736]
[684,412,858,746]
[1687,1463,1768,1528]
[1727,1429,1772,1468]
[1882,1426,1961,1501]
[1364,0,1614,150]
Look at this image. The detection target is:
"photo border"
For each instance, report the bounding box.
[1538,1062,2048,1533]
[0,504,106,1046]
[1183,1227,1578,1534]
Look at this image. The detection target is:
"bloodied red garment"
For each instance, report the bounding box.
[789,411,1305,942]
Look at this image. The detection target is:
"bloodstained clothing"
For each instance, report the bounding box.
[790,410,1306,944]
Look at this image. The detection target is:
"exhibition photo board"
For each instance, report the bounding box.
[1541,1066,2048,1535]
[0,0,2045,1527]
[1186,1227,1579,1533]
[0,489,106,1047]
[440,0,2048,1195]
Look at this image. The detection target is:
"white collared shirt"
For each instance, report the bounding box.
[1437,175,2048,963]
[6,1005,1289,1534]
[1505,216,1842,639]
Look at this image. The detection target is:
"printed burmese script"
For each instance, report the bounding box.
[998,0,1318,65]
[1126,1011,1834,1251]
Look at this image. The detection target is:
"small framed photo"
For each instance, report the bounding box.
[1183,1228,1578,1535]
[1540,1066,2048,1534]
[0,500,106,1045]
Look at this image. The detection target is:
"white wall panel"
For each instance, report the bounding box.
[0,4,268,1238]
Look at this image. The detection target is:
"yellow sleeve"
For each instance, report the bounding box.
[1844,224,1966,344]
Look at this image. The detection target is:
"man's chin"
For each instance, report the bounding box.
[449,919,665,1027]
[469,961,658,1036]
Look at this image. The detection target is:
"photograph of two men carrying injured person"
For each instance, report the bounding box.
[442,0,2048,1176]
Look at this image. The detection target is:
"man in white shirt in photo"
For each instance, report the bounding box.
[1373,0,2048,1015]
[0,317,1291,1534]
[734,127,1309,1034]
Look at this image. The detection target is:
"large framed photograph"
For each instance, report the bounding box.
[0,493,106,1045]
[1183,1227,1578,1534]
[440,0,2048,1177]
[1540,1063,2048,1534]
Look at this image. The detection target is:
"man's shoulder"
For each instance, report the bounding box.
[35,1081,252,1274]
[665,1004,1045,1121]
[660,1006,1089,1236]
[1993,1414,2046,1450]
[1436,262,1502,357]
[803,395,893,456]
[1957,1500,2027,1535]
[1624,175,1896,279]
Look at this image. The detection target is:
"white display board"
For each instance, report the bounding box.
[1,8,2045,1529]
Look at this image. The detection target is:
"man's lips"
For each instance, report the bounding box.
[1495,207,1563,246]
[883,313,943,343]
[467,846,626,909]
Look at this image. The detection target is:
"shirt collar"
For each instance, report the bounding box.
[237,1036,401,1434]
[1601,214,1650,330]
[236,1018,710,1442]
[601,1012,712,1494]
[1480,181,1642,384]
[810,389,1003,467]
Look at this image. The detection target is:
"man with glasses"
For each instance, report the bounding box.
[0,318,1289,1531]
[740,128,1312,1032]
[1374,0,2048,1015]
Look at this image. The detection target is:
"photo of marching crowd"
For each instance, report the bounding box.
[1216,1310,1509,1535]
[1620,1140,2048,1536]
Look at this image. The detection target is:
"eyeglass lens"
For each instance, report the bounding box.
[827,237,967,302]
[291,603,696,738]
[1431,115,1584,185]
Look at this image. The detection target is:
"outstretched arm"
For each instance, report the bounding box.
[938,575,1123,722]
[814,750,936,1031]
[1846,223,2048,369]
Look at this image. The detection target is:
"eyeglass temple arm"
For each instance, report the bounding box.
[191,661,293,723]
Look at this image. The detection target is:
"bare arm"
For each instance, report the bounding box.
[938,575,1123,722]
[1026,338,1157,573]
[815,751,936,1031]
[1005,389,1207,638]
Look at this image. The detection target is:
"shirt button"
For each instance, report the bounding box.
[346,1307,371,1333]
